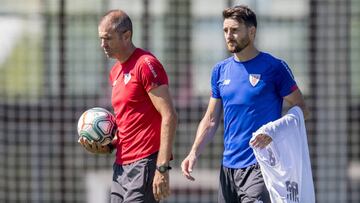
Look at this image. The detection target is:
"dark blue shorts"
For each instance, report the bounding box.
[111,153,158,203]
[218,164,271,203]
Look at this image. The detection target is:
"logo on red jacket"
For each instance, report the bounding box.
[124,73,131,84]
[249,74,261,87]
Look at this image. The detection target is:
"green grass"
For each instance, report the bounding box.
[0,35,43,101]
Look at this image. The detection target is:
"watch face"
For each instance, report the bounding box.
[158,166,167,173]
[157,165,170,173]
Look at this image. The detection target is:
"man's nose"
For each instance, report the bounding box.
[225,32,233,40]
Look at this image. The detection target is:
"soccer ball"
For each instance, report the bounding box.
[77,107,117,146]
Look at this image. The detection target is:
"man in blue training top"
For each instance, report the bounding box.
[181,5,310,203]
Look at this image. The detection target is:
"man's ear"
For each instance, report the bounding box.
[249,26,256,39]
[123,30,132,41]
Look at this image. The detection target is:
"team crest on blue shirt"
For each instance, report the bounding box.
[124,73,131,84]
[249,74,261,87]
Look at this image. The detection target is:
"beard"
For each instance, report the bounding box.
[227,37,250,53]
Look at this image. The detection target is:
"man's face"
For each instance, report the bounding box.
[98,23,124,59]
[223,18,254,53]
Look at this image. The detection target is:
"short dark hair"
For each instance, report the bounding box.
[99,9,133,35]
[222,5,257,28]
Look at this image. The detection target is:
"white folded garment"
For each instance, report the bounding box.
[250,106,315,203]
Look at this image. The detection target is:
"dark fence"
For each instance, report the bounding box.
[0,0,359,202]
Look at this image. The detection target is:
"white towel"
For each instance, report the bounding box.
[250,106,315,203]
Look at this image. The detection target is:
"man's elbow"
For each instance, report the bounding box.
[163,110,178,127]
[303,108,311,120]
[290,103,310,120]
[171,111,178,126]
[298,104,311,120]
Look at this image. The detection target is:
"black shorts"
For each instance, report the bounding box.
[218,164,271,203]
[110,153,158,203]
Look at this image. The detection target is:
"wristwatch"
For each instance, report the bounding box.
[156,164,172,173]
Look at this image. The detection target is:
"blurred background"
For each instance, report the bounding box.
[0,0,359,202]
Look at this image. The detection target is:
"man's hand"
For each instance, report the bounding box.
[153,171,170,201]
[181,153,197,181]
[78,137,113,154]
[250,133,272,149]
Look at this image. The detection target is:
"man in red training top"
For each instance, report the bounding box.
[78,9,177,203]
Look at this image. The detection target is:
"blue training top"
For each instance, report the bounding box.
[211,52,298,169]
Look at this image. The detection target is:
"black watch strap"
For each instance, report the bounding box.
[156,165,172,173]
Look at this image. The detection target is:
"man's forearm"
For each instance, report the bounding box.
[190,117,219,157]
[156,113,177,166]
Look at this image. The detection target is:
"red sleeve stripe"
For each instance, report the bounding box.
[291,84,298,92]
